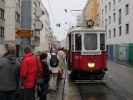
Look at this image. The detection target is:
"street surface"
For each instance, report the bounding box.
[47,61,133,100]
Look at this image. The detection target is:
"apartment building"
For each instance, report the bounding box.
[0,0,5,56]
[21,0,42,47]
[39,1,51,51]
[76,14,86,27]
[0,0,21,56]
[0,0,5,43]
[17,0,44,56]
[5,0,21,42]
[101,0,133,64]
[31,0,43,47]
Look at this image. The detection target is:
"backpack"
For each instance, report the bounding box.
[50,54,59,67]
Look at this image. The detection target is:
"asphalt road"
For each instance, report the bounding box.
[63,61,133,100]
[76,77,132,100]
[77,82,121,100]
[46,61,133,100]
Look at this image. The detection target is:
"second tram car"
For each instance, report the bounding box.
[67,26,107,80]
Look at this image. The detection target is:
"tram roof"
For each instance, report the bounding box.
[68,26,106,34]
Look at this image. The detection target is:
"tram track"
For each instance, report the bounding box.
[76,82,125,100]
[74,77,133,100]
[62,70,133,100]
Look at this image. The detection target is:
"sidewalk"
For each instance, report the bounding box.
[63,72,81,100]
[109,59,133,68]
[46,77,65,100]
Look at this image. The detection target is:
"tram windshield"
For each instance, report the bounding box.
[75,34,82,51]
[84,33,97,50]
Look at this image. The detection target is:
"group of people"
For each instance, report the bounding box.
[0,43,66,100]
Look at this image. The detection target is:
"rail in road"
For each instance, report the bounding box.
[59,73,133,100]
[77,82,124,100]
[59,61,133,100]
[47,72,133,100]
[76,76,133,100]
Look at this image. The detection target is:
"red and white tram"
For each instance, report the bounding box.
[67,26,107,80]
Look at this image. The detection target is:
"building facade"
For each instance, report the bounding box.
[0,0,21,56]
[38,1,51,51]
[101,0,133,64]
[31,0,43,47]
[21,0,42,46]
[47,31,56,50]
[4,0,21,57]
[0,0,5,44]
[17,0,44,56]
[76,14,86,27]
[5,0,21,42]
[0,0,5,56]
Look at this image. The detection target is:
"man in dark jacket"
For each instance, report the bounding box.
[0,43,18,100]
[20,47,38,100]
[39,52,50,100]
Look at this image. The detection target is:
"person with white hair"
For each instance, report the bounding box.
[57,48,66,79]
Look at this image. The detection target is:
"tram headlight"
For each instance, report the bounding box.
[88,63,95,68]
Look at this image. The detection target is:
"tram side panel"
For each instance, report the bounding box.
[69,52,107,80]
[70,52,107,72]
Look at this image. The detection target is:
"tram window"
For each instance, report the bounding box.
[100,34,105,50]
[84,34,97,50]
[75,34,82,51]
[68,34,71,50]
[71,34,74,51]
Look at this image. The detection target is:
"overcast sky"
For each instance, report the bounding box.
[42,0,87,41]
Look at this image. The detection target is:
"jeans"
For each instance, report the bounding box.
[0,91,16,100]
[23,88,35,100]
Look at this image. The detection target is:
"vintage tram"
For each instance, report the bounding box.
[67,26,107,80]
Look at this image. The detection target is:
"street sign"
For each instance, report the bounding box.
[16,30,32,37]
